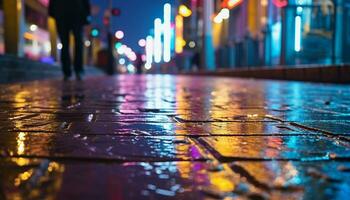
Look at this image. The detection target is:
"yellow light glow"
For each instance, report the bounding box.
[24,32,35,40]
[15,169,34,186]
[11,158,30,166]
[175,15,185,53]
[247,114,259,119]
[179,5,192,17]
[48,162,65,173]
[261,0,268,6]
[210,175,235,192]
[16,0,22,11]
[17,132,26,155]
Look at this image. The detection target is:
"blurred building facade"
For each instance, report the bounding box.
[0,0,98,65]
[176,0,350,70]
[0,0,349,72]
[0,0,55,62]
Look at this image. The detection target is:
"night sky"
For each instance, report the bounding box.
[90,0,176,51]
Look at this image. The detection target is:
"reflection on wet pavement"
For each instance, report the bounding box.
[0,75,349,199]
[0,134,205,161]
[200,136,350,161]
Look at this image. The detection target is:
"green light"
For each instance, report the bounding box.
[91,29,99,37]
[115,42,122,49]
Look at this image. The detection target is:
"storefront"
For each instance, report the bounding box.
[279,0,335,65]
[24,0,53,62]
[0,0,56,63]
[214,0,267,68]
[214,0,350,68]
[266,0,350,66]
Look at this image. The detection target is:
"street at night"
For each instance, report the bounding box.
[1,0,350,199]
[1,75,350,199]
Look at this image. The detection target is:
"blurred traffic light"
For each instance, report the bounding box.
[103,16,110,26]
[115,42,122,50]
[91,28,100,37]
[111,8,121,16]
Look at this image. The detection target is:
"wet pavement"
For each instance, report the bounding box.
[0,75,350,199]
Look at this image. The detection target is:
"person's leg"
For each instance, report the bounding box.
[72,25,84,77]
[56,21,72,78]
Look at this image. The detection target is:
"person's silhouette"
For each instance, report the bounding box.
[135,52,144,74]
[49,0,91,81]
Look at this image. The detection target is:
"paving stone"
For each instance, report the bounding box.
[199,136,350,161]
[0,133,206,161]
[95,114,173,123]
[271,112,350,122]
[0,158,305,200]
[292,120,350,135]
[206,122,315,135]
[0,75,350,199]
[68,122,209,136]
[67,122,314,136]
[230,161,350,200]
[0,113,93,122]
[0,121,66,133]
[173,114,274,122]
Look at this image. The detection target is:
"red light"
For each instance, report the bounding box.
[273,0,288,8]
[111,8,121,16]
[103,17,110,26]
[222,0,243,9]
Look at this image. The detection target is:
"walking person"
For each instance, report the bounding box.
[49,0,91,81]
[135,52,144,74]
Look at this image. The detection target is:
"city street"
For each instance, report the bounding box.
[0,75,350,199]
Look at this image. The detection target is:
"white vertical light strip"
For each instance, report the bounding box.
[163,3,171,62]
[154,18,162,63]
[294,15,302,52]
[146,35,154,68]
[203,0,216,70]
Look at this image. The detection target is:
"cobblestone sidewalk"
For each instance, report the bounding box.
[0,75,350,199]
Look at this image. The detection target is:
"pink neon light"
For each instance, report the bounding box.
[273,0,288,8]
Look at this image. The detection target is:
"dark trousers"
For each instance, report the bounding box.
[56,21,84,77]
